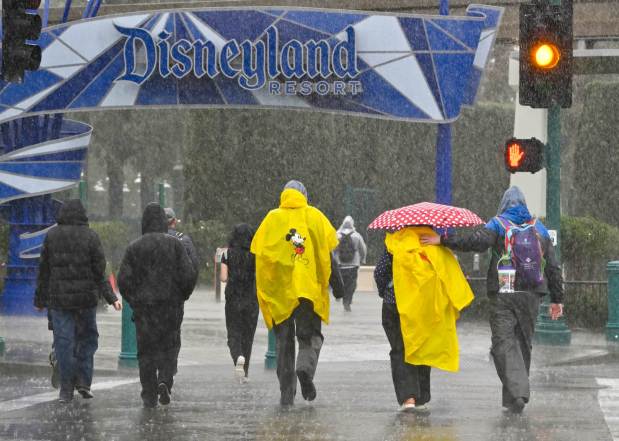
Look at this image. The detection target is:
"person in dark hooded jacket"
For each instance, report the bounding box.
[220,223,258,382]
[421,186,564,414]
[34,199,121,403]
[117,203,197,408]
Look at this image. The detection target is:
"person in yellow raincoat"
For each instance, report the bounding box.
[374,226,474,412]
[250,180,343,406]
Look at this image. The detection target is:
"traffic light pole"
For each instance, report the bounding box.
[534,102,571,345]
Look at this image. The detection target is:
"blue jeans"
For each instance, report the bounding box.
[50,307,99,398]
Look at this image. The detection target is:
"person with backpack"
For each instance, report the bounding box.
[421,186,564,414]
[220,223,258,383]
[334,216,367,312]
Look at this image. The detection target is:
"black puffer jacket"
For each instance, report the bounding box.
[118,203,197,307]
[34,199,115,310]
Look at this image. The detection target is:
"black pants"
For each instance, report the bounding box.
[340,267,359,307]
[489,292,540,407]
[382,302,431,406]
[133,304,184,404]
[273,299,323,404]
[225,300,259,376]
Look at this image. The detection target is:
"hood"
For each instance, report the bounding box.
[283,180,308,200]
[229,223,255,249]
[280,188,308,209]
[497,186,527,215]
[57,199,88,226]
[141,203,168,234]
[338,215,356,234]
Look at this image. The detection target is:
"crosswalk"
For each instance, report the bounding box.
[0,379,138,413]
[598,378,619,440]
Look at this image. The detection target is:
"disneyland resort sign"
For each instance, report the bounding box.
[115,25,362,97]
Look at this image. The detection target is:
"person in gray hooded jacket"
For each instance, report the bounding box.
[421,186,564,414]
[334,216,367,311]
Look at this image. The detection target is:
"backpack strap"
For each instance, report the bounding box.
[495,216,514,257]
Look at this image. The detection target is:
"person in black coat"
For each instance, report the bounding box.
[34,199,121,403]
[117,203,197,408]
[221,223,258,383]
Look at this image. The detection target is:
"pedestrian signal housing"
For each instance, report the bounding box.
[519,1,572,108]
[2,0,43,83]
[504,138,545,174]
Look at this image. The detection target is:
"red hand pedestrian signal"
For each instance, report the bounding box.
[504,138,544,174]
[507,143,525,168]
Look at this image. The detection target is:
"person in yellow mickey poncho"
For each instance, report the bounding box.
[374,226,474,412]
[251,180,344,406]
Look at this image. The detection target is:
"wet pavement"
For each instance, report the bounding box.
[1,289,618,441]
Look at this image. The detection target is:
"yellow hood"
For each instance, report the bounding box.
[386,226,474,372]
[251,189,338,328]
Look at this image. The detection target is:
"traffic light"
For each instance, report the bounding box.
[504,137,545,173]
[2,0,43,83]
[519,1,573,108]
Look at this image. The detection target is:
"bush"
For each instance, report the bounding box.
[90,221,136,273]
[561,216,619,281]
[179,219,229,285]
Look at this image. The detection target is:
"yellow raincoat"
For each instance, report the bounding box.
[250,188,338,328]
[386,226,474,372]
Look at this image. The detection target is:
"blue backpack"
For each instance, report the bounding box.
[496,217,545,290]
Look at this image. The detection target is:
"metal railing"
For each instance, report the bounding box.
[563,281,608,330]
[461,277,609,330]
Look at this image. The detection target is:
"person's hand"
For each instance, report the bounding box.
[549,303,563,320]
[420,235,440,245]
[112,300,122,311]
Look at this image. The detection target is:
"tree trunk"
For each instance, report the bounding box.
[107,161,124,219]
[140,172,155,211]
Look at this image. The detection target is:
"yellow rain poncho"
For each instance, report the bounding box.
[250,188,338,328]
[386,226,474,372]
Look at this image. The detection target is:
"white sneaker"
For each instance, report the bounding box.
[399,402,416,412]
[235,356,246,382]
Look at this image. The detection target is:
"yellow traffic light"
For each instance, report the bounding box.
[532,43,560,69]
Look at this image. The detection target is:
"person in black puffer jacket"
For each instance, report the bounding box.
[34,199,121,403]
[117,202,197,408]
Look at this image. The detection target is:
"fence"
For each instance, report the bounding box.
[461,277,609,330]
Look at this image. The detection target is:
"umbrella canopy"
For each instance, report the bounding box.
[368,202,484,230]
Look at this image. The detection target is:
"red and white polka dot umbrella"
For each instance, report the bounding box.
[368,202,484,230]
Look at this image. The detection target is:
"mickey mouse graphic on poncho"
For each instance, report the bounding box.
[285,228,309,265]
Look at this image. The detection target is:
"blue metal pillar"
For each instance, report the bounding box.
[435,0,452,205]
[1,196,57,315]
[0,116,62,315]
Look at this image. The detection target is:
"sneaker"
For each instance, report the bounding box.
[49,351,59,390]
[399,398,416,412]
[58,393,73,404]
[297,371,316,402]
[158,383,171,405]
[235,356,246,382]
[76,386,94,399]
[143,399,158,409]
[344,304,351,312]
[510,397,525,414]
